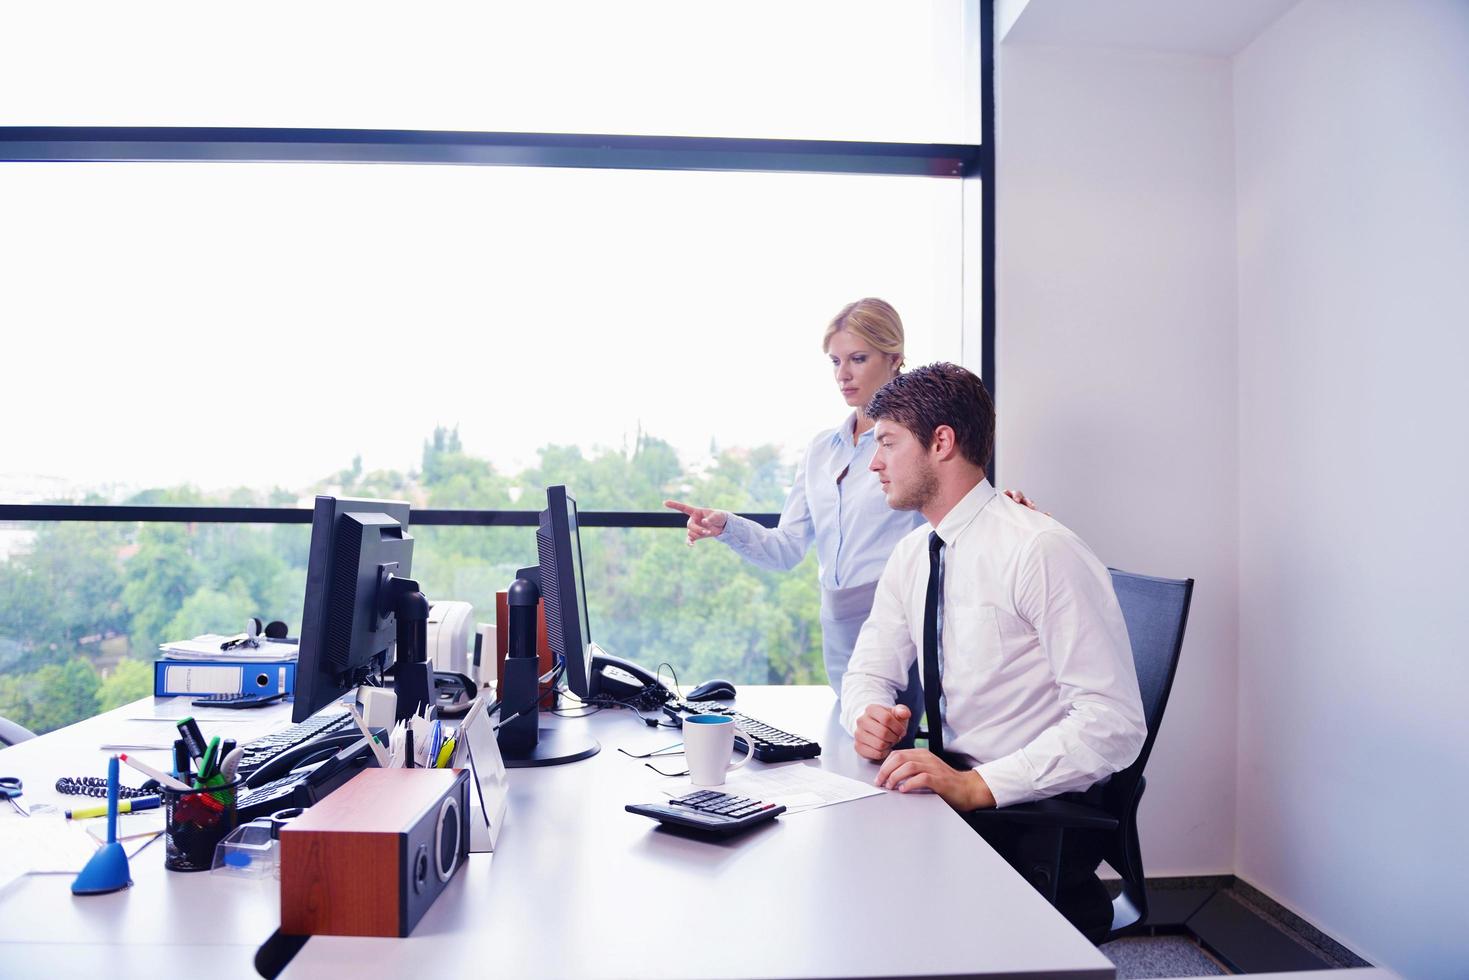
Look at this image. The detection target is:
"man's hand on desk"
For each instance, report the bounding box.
[853,703,911,761]
[875,749,997,812]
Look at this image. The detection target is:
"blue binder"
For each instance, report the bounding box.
[153,659,297,698]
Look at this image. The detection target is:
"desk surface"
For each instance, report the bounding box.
[0,686,1113,980]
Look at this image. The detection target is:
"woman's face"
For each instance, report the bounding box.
[828,329,899,411]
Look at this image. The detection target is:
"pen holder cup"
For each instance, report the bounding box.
[160,778,246,873]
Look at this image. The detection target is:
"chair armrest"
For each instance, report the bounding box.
[965,797,1119,832]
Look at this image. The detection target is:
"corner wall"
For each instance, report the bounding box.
[1233,1,1469,973]
[995,42,1239,874]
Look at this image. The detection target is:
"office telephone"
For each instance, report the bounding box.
[589,646,676,709]
[236,732,380,823]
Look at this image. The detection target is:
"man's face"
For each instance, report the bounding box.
[870,419,937,512]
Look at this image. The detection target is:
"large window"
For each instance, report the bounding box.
[0,3,975,143]
[0,2,991,733]
[2,163,961,501]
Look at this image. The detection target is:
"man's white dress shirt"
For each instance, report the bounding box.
[840,480,1146,808]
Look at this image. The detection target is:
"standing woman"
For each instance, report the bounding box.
[665,298,926,714]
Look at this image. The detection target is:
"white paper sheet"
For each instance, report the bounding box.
[158,636,299,661]
[100,715,283,751]
[83,810,166,844]
[0,817,101,889]
[131,696,294,724]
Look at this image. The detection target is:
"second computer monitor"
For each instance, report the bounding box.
[536,485,594,698]
[293,495,414,722]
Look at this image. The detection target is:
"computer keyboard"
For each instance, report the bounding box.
[237,709,355,780]
[626,789,786,837]
[663,699,821,763]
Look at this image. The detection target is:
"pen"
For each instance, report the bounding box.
[176,717,208,760]
[173,738,193,782]
[405,727,415,769]
[67,795,161,820]
[118,754,193,792]
[348,704,390,768]
[198,736,221,784]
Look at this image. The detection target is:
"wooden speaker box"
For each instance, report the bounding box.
[280,767,469,937]
[494,590,556,707]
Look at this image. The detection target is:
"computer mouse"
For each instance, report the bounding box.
[688,678,737,701]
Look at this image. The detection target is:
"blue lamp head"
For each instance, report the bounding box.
[71,755,132,896]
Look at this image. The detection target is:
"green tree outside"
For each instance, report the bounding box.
[0,658,101,734]
[0,428,823,733]
[98,658,154,712]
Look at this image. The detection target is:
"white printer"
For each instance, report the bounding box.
[425,600,475,677]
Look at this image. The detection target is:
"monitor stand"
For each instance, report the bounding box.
[499,729,601,769]
[497,652,600,768]
[383,576,434,722]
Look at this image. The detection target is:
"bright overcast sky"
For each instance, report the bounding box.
[0,2,977,500]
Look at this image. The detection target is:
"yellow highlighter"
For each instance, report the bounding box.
[67,795,162,820]
[434,736,457,769]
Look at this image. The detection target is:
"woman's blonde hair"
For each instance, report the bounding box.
[822,298,905,370]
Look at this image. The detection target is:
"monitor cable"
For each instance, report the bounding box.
[489,657,566,733]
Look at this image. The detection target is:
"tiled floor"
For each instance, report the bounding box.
[1102,936,1229,978]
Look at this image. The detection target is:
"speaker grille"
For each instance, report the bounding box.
[324,521,363,671]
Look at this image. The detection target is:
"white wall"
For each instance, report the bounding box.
[995,43,1240,874]
[1234,1,1469,975]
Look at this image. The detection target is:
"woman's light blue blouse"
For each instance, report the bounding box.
[718,413,924,591]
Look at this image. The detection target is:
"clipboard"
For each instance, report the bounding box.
[453,696,509,852]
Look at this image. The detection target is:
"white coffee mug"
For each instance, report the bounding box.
[682,714,755,787]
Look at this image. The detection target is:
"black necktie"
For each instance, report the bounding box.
[923,530,946,758]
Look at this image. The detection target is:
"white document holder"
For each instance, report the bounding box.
[455,696,509,852]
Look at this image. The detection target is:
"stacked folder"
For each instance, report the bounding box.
[154,634,299,698]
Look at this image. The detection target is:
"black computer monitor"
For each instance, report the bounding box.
[537,484,595,698]
[533,485,666,704]
[293,495,431,723]
[493,485,601,768]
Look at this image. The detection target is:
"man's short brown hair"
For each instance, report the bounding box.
[865,362,994,468]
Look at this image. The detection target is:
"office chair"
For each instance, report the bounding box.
[0,715,37,747]
[964,569,1193,942]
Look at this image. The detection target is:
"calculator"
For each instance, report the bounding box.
[626,789,786,838]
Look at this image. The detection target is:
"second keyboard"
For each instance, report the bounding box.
[663,699,821,763]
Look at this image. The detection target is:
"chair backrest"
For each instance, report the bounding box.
[0,715,37,748]
[1111,570,1193,777]
[1101,569,1193,931]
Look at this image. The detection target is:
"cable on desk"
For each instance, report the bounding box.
[656,661,684,701]
[554,687,678,728]
[255,929,310,979]
[55,775,156,799]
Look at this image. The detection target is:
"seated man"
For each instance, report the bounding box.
[840,362,1145,942]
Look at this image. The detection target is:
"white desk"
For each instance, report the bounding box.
[0,687,1114,979]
